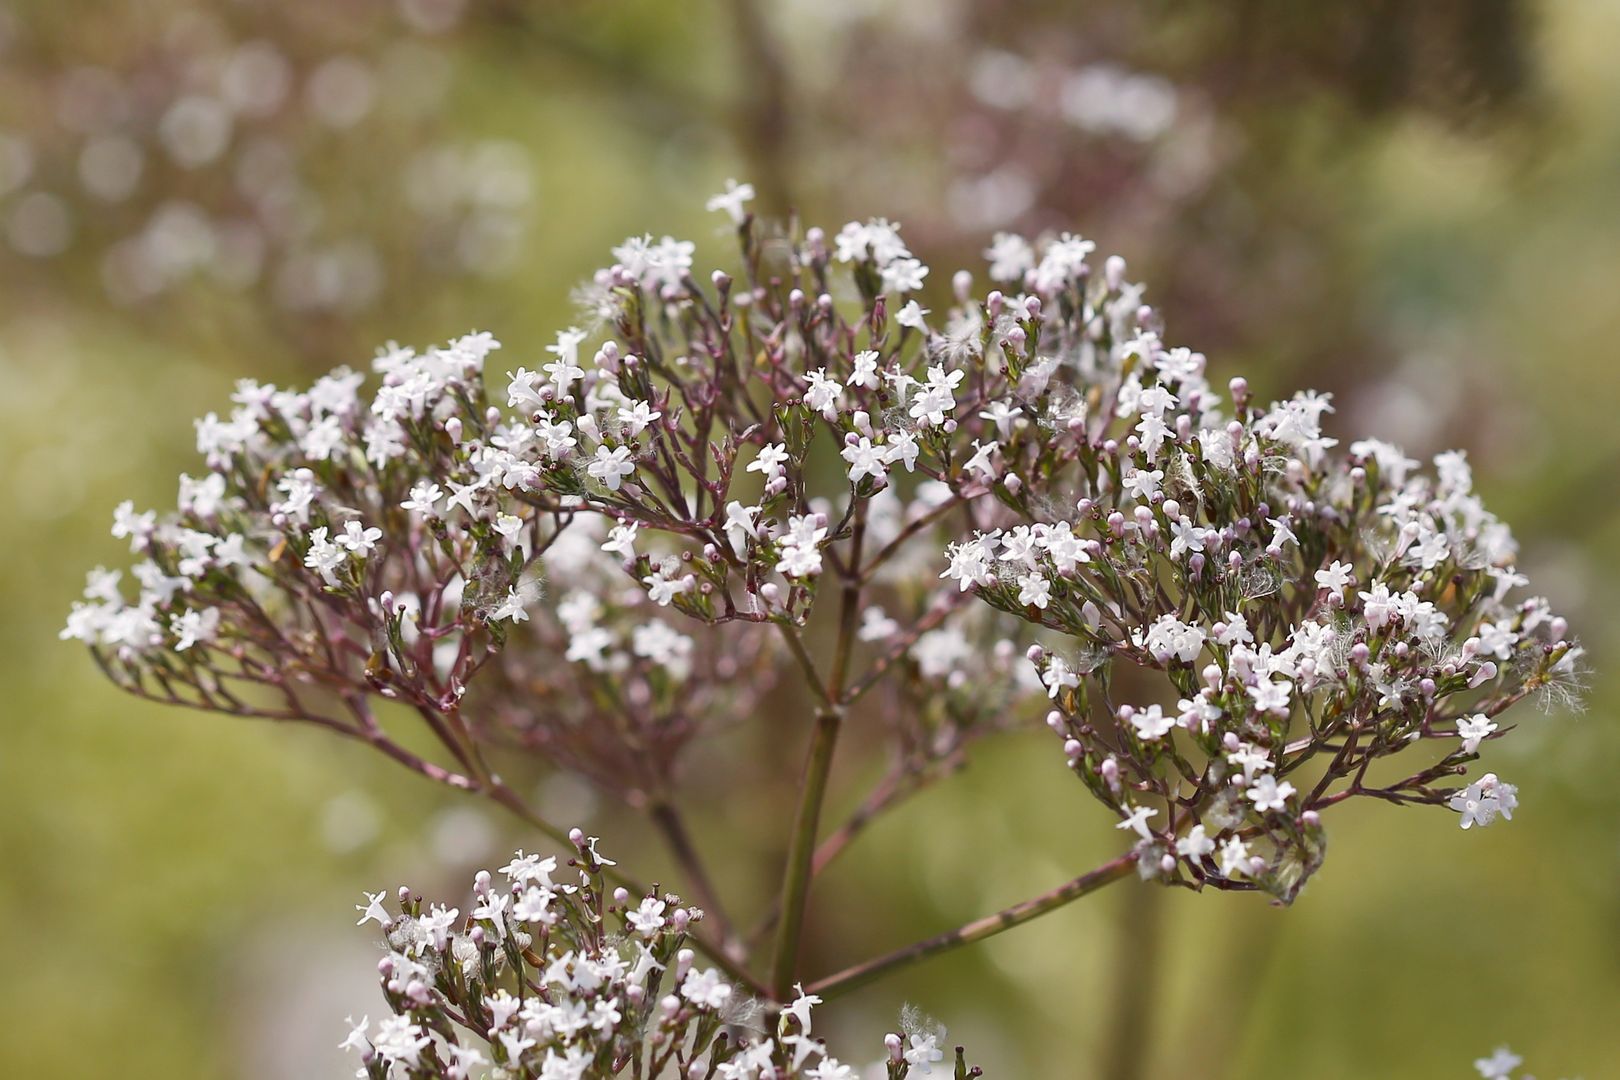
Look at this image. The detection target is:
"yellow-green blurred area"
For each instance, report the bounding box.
[2,0,1618,1076]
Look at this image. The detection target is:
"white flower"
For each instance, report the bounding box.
[903,1032,944,1074]
[1116,803,1157,840]
[544,328,589,392]
[1031,231,1095,292]
[1016,572,1051,610]
[894,297,930,326]
[303,527,346,580]
[908,365,963,427]
[680,967,732,1009]
[841,437,888,484]
[849,350,880,389]
[1226,743,1273,780]
[111,500,156,551]
[371,1015,430,1068]
[704,178,755,223]
[1136,614,1206,665]
[1314,560,1354,592]
[1449,773,1517,829]
[602,521,639,559]
[1041,655,1079,698]
[1457,713,1498,754]
[617,399,662,436]
[1246,774,1295,813]
[1128,704,1174,741]
[490,587,530,624]
[1473,1047,1523,1080]
[804,369,844,418]
[963,438,998,480]
[355,890,390,927]
[336,519,382,556]
[775,515,828,578]
[643,570,694,607]
[747,442,790,481]
[170,607,219,651]
[338,1015,371,1056]
[940,534,996,592]
[723,500,761,556]
[1266,515,1299,554]
[784,984,821,1033]
[984,231,1034,282]
[587,445,636,491]
[1175,825,1215,861]
[401,480,443,515]
[626,897,667,937]
[631,622,693,678]
[445,1044,488,1079]
[882,258,929,295]
[1217,836,1251,878]
[1359,582,1395,629]
[883,429,920,472]
[1247,678,1293,717]
[588,997,622,1036]
[1123,467,1163,501]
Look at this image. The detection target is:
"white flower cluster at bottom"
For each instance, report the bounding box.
[342,832,970,1080]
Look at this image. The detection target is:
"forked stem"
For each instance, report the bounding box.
[808,851,1138,999]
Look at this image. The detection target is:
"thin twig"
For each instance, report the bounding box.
[808,851,1138,999]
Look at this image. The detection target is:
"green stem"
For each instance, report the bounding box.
[767,505,867,1000]
[808,851,1139,1000]
[769,703,843,999]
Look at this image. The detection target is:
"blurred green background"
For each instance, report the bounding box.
[2,1,1617,1076]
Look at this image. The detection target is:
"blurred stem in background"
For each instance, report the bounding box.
[727,0,793,214]
[1102,883,1164,1080]
[1200,907,1286,1080]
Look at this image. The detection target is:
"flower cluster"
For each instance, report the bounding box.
[343,831,978,1080]
[64,185,1575,1040]
[1472,1045,1575,1080]
[58,191,1091,823]
[958,328,1579,897]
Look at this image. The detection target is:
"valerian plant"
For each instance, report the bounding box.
[64,180,1581,1075]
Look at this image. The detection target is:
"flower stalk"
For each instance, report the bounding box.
[809,852,1140,1000]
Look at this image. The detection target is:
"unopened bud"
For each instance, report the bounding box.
[1104,255,1127,290]
[952,269,973,302]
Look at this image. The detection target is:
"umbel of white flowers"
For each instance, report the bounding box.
[341,829,973,1079]
[64,180,1581,1061]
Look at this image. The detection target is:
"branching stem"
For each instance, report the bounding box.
[808,851,1138,999]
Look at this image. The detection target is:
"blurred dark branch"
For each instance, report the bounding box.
[1101,882,1162,1080]
[728,0,793,213]
[485,3,716,134]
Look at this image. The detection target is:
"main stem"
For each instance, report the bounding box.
[808,851,1139,999]
[768,702,844,998]
[769,506,866,1000]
